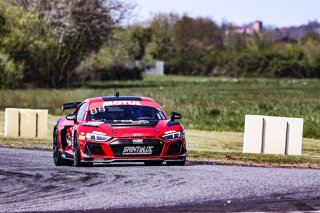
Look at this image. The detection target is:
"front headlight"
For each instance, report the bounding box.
[162,132,181,141]
[86,133,112,142]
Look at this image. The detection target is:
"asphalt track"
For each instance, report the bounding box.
[0,147,320,212]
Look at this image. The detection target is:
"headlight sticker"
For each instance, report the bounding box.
[165,130,176,135]
[86,133,111,142]
[92,131,106,135]
[162,131,181,140]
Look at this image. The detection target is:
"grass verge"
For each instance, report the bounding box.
[187,130,320,168]
[0,114,319,168]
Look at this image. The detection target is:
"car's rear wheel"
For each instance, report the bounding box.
[53,129,72,166]
[144,161,163,166]
[166,161,186,166]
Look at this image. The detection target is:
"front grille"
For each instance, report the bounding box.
[108,120,159,128]
[167,142,182,155]
[86,142,105,156]
[110,139,163,156]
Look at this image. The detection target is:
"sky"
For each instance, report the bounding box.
[132,0,320,27]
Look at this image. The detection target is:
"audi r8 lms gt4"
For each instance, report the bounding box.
[53,93,187,167]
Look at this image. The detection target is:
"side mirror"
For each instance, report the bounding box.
[171,112,182,121]
[66,114,77,122]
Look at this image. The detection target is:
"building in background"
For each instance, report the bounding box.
[227,20,263,35]
[271,21,320,40]
[136,60,165,75]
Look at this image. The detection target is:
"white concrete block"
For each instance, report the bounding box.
[243,115,304,156]
[263,116,287,154]
[5,108,19,137]
[5,108,48,138]
[286,118,304,155]
[243,115,264,153]
[20,109,37,138]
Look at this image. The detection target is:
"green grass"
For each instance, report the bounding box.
[1,111,320,167]
[1,75,320,138]
[0,111,59,148]
[1,75,320,166]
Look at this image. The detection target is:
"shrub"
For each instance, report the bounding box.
[101,66,143,81]
[0,50,23,88]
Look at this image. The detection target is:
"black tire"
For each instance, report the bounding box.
[83,162,94,167]
[166,161,186,166]
[144,161,163,166]
[73,133,94,167]
[73,133,83,167]
[53,129,72,166]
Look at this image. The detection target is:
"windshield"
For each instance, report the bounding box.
[87,105,166,121]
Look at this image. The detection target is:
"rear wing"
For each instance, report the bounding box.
[61,102,82,111]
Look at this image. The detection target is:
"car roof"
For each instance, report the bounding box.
[87,96,155,103]
[80,96,166,116]
[85,96,162,109]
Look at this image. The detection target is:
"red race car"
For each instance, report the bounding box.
[53,93,186,167]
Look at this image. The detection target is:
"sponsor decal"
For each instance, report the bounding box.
[82,122,103,127]
[122,146,154,155]
[103,101,142,106]
[90,101,143,115]
[132,133,143,137]
[132,139,143,144]
[111,120,149,125]
[114,120,133,123]
[135,120,149,124]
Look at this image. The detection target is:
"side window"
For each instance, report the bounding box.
[76,102,88,121]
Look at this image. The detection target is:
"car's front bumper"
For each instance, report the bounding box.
[80,138,187,163]
[81,153,186,164]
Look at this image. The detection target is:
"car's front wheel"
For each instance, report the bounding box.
[73,133,83,167]
[73,133,93,167]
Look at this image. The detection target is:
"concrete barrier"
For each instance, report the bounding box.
[5,108,48,138]
[243,115,304,155]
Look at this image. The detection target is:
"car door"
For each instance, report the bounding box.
[65,102,88,156]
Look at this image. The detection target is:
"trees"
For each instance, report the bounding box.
[0,0,42,87]
[1,0,132,88]
[8,0,117,87]
[144,14,223,75]
[144,13,178,62]
[168,16,222,75]
[216,28,320,78]
[2,2,320,88]
[96,25,151,80]
[0,50,23,88]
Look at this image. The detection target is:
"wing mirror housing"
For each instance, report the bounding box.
[170,112,182,121]
[66,114,77,122]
